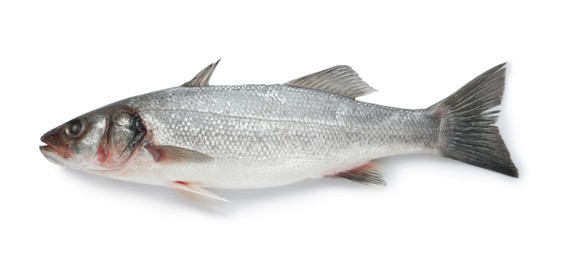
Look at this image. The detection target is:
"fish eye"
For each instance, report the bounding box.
[65,119,84,137]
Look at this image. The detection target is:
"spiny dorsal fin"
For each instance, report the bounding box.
[329,161,386,186]
[181,59,221,87]
[286,65,376,99]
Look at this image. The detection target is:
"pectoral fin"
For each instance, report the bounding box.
[146,145,214,164]
[171,181,229,211]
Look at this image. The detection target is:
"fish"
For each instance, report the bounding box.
[40,61,518,209]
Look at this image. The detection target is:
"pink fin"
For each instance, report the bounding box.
[331,161,386,186]
[171,181,229,211]
[146,145,213,164]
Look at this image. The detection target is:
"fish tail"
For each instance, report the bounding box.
[428,63,518,177]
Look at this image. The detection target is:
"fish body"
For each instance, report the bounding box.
[40,61,517,207]
[115,84,435,188]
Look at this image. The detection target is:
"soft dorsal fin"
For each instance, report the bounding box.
[285,65,376,99]
[181,59,221,87]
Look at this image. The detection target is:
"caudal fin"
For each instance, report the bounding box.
[428,63,518,177]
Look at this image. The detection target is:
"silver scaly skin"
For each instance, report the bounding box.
[121,84,437,188]
[40,61,517,208]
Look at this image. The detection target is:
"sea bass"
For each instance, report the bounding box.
[40,61,518,208]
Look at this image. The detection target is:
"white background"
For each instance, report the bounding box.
[1,1,559,259]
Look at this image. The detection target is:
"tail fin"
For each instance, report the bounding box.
[428,63,518,177]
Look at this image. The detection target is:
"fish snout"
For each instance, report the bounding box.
[40,127,72,159]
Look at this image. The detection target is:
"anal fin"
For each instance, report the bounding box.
[171,181,229,211]
[330,161,386,186]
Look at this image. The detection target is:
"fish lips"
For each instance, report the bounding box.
[40,127,72,161]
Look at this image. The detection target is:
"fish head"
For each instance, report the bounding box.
[40,106,146,176]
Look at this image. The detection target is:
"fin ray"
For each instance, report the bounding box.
[171,181,229,211]
[286,65,376,98]
[329,161,386,186]
[146,145,214,163]
[182,59,220,87]
[429,63,518,177]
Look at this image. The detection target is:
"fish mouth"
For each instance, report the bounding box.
[39,144,53,153]
[40,142,124,176]
[40,130,72,159]
[39,144,65,166]
[39,144,63,157]
[40,132,71,166]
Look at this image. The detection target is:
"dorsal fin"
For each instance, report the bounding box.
[181,59,220,87]
[285,65,376,99]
